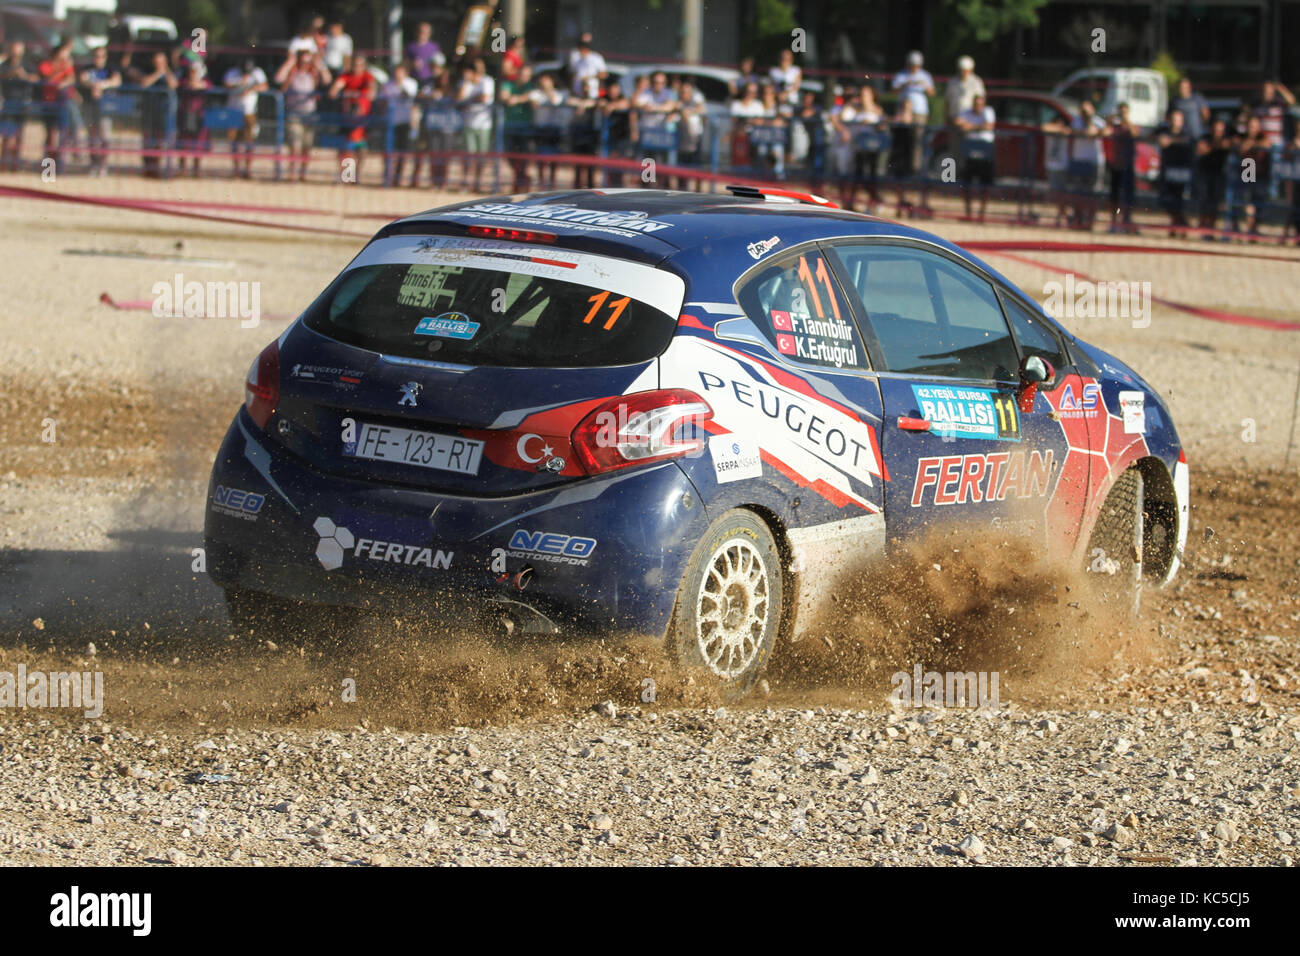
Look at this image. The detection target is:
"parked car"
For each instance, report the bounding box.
[529,58,627,95]
[1052,67,1169,130]
[0,3,66,58]
[620,63,739,104]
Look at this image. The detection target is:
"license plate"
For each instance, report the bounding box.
[346,422,484,475]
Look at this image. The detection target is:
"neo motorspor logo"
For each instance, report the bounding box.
[211,485,265,520]
[507,530,597,566]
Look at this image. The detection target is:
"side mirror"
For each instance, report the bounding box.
[1017,355,1055,413]
[1020,354,1053,384]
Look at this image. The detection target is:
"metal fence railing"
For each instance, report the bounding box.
[4,78,1298,237]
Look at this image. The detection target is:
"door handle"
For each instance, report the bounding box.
[896,417,932,431]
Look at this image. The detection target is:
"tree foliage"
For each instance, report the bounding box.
[942,0,1051,43]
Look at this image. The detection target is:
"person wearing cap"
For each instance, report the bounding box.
[944,55,985,184]
[891,51,935,204]
[945,56,984,118]
[892,51,934,112]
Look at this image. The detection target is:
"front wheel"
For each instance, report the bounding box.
[1085,468,1144,616]
[669,510,784,698]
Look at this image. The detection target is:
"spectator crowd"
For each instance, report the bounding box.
[0,19,1297,241]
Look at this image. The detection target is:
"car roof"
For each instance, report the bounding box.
[386,188,968,263]
[622,63,741,81]
[530,58,629,75]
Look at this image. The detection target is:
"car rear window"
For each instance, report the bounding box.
[302,236,685,368]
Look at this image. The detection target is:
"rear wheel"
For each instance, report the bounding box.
[669,510,783,698]
[1086,468,1144,616]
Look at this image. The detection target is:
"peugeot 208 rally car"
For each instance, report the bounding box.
[204,187,1189,695]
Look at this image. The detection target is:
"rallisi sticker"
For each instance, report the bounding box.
[912,384,1020,441]
[415,312,480,340]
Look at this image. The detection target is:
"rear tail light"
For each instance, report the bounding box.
[570,389,713,474]
[244,340,280,429]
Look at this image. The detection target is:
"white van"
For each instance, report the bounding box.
[120,13,177,44]
[1052,67,1169,129]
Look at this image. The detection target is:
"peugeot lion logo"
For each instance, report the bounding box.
[399,381,422,406]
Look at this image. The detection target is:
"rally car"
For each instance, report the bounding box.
[204,186,1189,695]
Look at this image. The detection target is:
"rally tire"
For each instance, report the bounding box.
[669,510,783,699]
[1086,468,1144,616]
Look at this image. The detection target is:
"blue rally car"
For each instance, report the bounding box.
[205,187,1189,695]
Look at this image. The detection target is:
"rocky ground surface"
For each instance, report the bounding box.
[2,698,1298,866]
[0,173,1297,865]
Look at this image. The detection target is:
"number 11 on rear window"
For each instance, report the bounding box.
[584,290,631,330]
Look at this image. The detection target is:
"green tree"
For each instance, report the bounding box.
[750,0,798,64]
[941,0,1051,42]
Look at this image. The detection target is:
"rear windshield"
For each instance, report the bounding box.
[302,236,685,368]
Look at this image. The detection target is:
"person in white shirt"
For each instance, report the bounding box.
[675,80,706,162]
[768,49,801,105]
[1065,100,1106,229]
[892,50,934,120]
[832,84,886,209]
[633,71,678,179]
[944,55,984,118]
[525,73,567,187]
[728,82,766,170]
[754,85,788,177]
[379,62,418,185]
[287,27,317,57]
[567,33,606,99]
[891,51,935,211]
[323,22,352,74]
[222,59,268,178]
[457,58,495,191]
[275,48,330,181]
[634,70,678,119]
[729,81,766,119]
[956,93,995,220]
[660,78,705,187]
[944,55,984,167]
[1042,100,1104,229]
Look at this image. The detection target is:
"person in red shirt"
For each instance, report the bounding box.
[502,35,526,82]
[329,54,376,181]
[38,40,77,169]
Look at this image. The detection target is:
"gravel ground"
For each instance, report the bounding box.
[2,702,1297,866]
[1,173,1298,866]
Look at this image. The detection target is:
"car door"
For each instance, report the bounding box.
[715,242,889,639]
[719,243,887,522]
[825,240,1071,545]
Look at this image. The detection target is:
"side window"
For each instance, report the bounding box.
[693,75,732,102]
[999,98,1033,125]
[831,244,1020,382]
[736,249,868,371]
[1001,293,1068,379]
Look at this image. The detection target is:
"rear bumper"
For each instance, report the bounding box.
[203,410,707,636]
